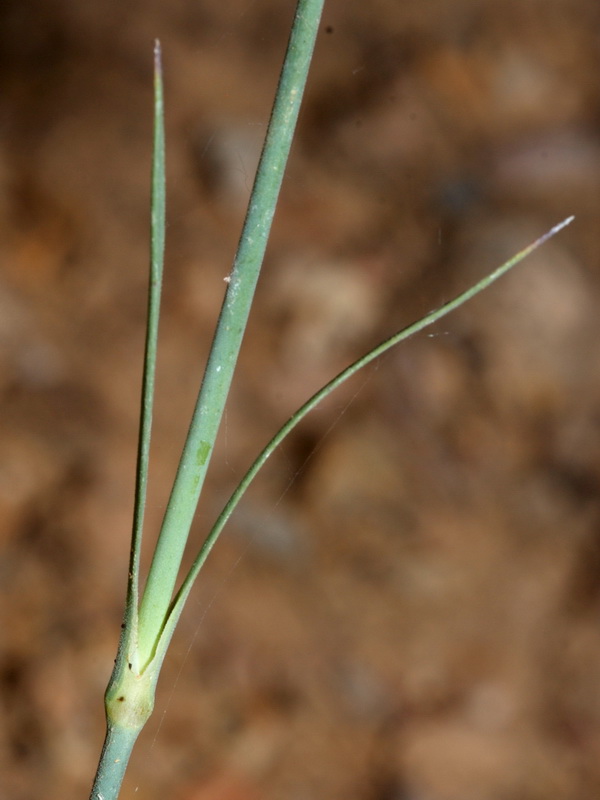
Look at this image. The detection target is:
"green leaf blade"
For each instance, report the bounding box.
[159,215,575,647]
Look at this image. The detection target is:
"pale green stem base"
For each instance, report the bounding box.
[89,723,141,800]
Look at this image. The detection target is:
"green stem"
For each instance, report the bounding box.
[89,723,140,800]
[137,0,325,666]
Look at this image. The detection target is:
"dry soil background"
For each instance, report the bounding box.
[1,1,600,799]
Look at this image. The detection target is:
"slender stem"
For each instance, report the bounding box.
[89,723,140,800]
[137,0,326,666]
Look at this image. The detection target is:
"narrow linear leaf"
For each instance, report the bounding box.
[88,41,166,800]
[127,38,166,629]
[156,215,575,650]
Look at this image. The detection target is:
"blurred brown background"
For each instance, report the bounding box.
[1,1,600,798]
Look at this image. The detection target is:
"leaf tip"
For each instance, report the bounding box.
[533,214,575,251]
[552,214,575,235]
[154,39,162,74]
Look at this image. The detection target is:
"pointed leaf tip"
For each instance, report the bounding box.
[550,215,575,236]
[534,215,575,250]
